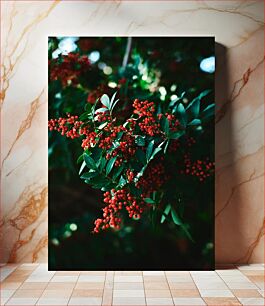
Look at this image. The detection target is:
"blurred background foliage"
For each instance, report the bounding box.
[48,37,215,270]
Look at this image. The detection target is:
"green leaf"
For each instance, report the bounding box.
[77,153,84,164]
[84,153,97,170]
[81,171,98,180]
[202,104,215,119]
[144,198,155,204]
[150,147,162,160]
[135,135,145,146]
[171,208,182,225]
[98,122,108,130]
[136,149,146,165]
[111,99,119,113]
[188,119,201,126]
[91,147,102,162]
[169,130,185,139]
[110,91,117,107]
[119,175,127,187]
[161,117,169,135]
[100,94,110,108]
[181,224,194,242]
[176,103,187,126]
[85,103,92,112]
[97,157,107,172]
[89,175,110,188]
[112,164,125,180]
[163,140,169,154]
[79,111,91,121]
[95,107,108,114]
[146,140,154,161]
[106,156,117,175]
[79,160,86,175]
[116,131,124,141]
[161,204,171,223]
[186,89,211,118]
[198,89,211,100]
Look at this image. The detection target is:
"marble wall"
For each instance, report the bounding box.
[0,1,264,263]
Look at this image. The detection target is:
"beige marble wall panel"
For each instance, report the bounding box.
[0,0,264,263]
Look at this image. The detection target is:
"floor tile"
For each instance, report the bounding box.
[258,290,265,297]
[45,282,76,290]
[169,282,197,289]
[55,271,80,276]
[216,269,245,276]
[115,271,142,276]
[78,275,105,282]
[219,275,250,282]
[71,289,103,297]
[6,297,38,305]
[40,289,72,298]
[114,282,144,290]
[173,297,206,305]
[19,282,48,290]
[25,276,54,283]
[146,297,174,305]
[68,297,102,305]
[143,271,165,276]
[113,289,145,297]
[165,271,190,276]
[237,264,264,271]
[37,298,70,305]
[80,271,106,275]
[170,289,200,297]
[112,296,146,305]
[225,282,258,289]
[195,282,228,290]
[144,282,169,290]
[238,297,265,305]
[114,275,143,282]
[255,282,264,290]
[144,276,167,282]
[12,289,44,298]
[0,282,22,290]
[203,297,241,305]
[74,282,104,290]
[50,275,78,282]
[167,277,193,283]
[247,275,264,282]
[199,289,234,297]
[145,290,172,298]
[0,289,15,298]
[1,297,10,305]
[102,288,112,306]
[241,270,264,276]
[232,289,262,298]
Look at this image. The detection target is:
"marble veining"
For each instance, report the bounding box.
[0,0,264,263]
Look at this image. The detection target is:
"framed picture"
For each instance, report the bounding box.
[48,37,215,270]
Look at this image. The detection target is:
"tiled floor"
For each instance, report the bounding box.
[0,264,264,305]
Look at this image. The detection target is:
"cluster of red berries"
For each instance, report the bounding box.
[126,169,135,182]
[81,131,97,150]
[93,188,145,233]
[48,114,83,139]
[133,99,161,136]
[98,125,125,150]
[77,38,101,52]
[87,84,110,104]
[95,111,111,122]
[181,155,214,182]
[49,52,91,87]
[137,160,166,195]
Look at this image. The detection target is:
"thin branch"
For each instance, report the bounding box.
[122,37,132,68]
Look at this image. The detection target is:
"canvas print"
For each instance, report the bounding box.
[48,37,215,270]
